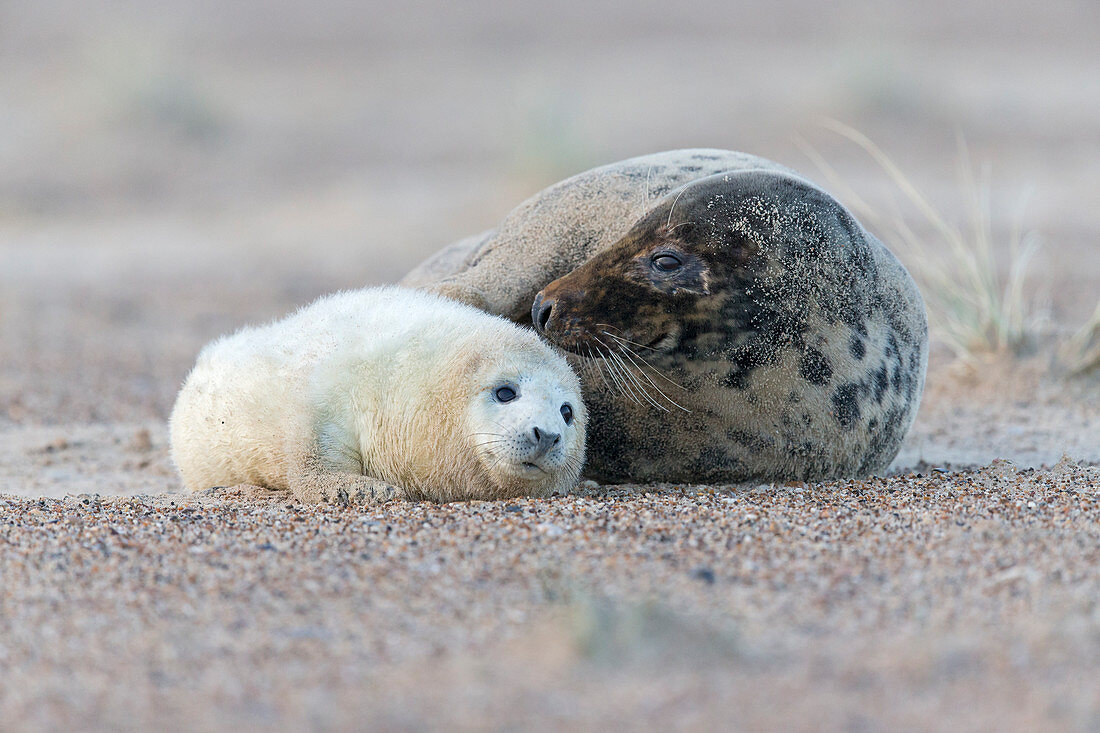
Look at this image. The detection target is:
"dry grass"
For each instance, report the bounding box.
[1061,301,1100,376]
[797,121,1044,361]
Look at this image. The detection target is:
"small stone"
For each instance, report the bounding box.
[535,522,565,537]
[128,428,154,453]
[691,566,716,584]
[43,437,70,453]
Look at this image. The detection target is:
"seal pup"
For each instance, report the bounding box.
[169,287,587,503]
[402,150,928,483]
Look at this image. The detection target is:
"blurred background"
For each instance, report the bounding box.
[1,0,1098,433]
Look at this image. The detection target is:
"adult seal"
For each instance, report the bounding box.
[170,287,587,503]
[402,150,928,483]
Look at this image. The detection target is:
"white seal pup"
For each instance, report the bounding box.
[169,287,587,503]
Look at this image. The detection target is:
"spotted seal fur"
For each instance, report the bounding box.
[170,287,587,502]
[402,150,927,483]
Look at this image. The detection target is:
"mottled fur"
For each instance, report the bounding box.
[170,287,586,502]
[402,150,928,483]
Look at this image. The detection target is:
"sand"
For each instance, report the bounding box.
[2,0,1099,729]
[2,464,1099,730]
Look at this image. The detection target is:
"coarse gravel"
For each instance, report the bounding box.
[2,459,1099,731]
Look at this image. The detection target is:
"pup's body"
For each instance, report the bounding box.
[170,287,586,503]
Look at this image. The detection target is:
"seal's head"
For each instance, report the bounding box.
[458,339,587,498]
[530,172,772,360]
[529,170,859,367]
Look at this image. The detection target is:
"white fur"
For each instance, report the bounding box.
[169,287,586,503]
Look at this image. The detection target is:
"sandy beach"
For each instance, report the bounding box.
[2,0,1099,729]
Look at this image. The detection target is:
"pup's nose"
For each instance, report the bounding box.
[530,425,561,455]
[531,292,555,334]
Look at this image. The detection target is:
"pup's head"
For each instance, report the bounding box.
[462,341,587,498]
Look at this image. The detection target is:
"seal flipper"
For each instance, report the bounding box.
[288,469,406,505]
[287,436,407,505]
[424,281,493,314]
[401,229,495,292]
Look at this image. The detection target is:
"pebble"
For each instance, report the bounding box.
[0,460,1097,730]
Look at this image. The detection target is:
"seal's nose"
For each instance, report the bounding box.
[530,425,561,456]
[532,292,555,334]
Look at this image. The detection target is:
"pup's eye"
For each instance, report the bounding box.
[494,386,517,403]
[652,254,682,271]
[560,403,574,425]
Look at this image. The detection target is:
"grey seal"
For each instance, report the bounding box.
[402,150,927,483]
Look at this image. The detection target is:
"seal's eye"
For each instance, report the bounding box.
[560,403,573,425]
[652,253,682,272]
[494,386,517,403]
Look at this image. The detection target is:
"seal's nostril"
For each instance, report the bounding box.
[532,294,554,333]
[537,303,553,331]
[531,426,561,453]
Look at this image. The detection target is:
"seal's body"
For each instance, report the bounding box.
[402,150,927,483]
[170,287,586,503]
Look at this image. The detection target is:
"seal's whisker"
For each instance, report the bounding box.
[597,336,666,411]
[666,186,688,229]
[581,344,603,384]
[589,341,632,401]
[594,323,625,336]
[611,349,669,412]
[485,454,509,475]
[472,438,508,447]
[471,441,508,453]
[605,358,636,403]
[594,337,642,405]
[608,339,690,413]
[601,334,688,412]
[585,345,616,396]
[601,332,690,394]
[595,324,665,355]
[593,337,640,404]
[601,331,687,387]
[600,328,660,354]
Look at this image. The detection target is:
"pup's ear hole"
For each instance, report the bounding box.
[452,350,487,378]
